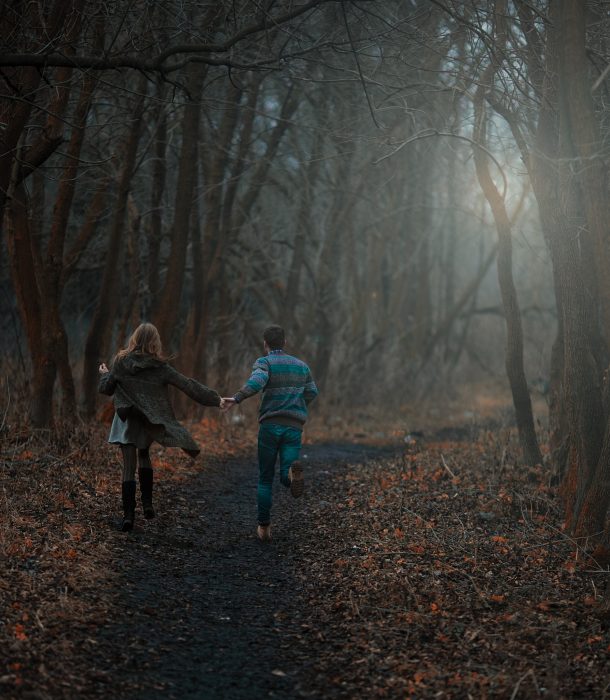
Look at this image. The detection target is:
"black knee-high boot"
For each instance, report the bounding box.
[120,445,137,532]
[121,481,137,531]
[138,468,155,519]
[138,448,155,519]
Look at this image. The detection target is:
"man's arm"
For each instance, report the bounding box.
[303,368,319,404]
[233,358,270,404]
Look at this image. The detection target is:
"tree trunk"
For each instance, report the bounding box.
[191,83,242,383]
[147,99,167,314]
[443,144,458,362]
[37,71,97,422]
[61,180,110,288]
[415,244,498,378]
[189,162,204,336]
[5,181,54,427]
[282,138,322,333]
[0,0,75,228]
[116,197,142,348]
[560,0,610,348]
[473,75,542,466]
[154,63,205,346]
[1,10,86,425]
[413,157,433,359]
[82,77,147,416]
[500,0,582,497]
[559,0,610,537]
[312,151,353,390]
[0,67,40,231]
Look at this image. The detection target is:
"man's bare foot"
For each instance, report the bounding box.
[257,524,271,541]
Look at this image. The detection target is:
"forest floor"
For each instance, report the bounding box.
[2,389,610,699]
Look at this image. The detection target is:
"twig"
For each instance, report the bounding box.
[374,129,508,199]
[546,523,606,564]
[510,668,540,700]
[35,611,45,631]
[592,63,610,92]
[440,453,456,479]
[582,570,610,574]
[340,0,383,129]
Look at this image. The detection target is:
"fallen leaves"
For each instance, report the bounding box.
[13,624,27,642]
[407,543,426,554]
[2,418,610,699]
[489,594,506,603]
[287,432,610,698]
[0,417,259,698]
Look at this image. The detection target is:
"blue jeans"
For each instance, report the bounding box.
[257,423,302,525]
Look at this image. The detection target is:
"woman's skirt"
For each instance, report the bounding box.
[108,410,164,449]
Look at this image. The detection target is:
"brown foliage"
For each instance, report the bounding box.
[1,414,609,697]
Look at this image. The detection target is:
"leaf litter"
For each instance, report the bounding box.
[0,417,609,698]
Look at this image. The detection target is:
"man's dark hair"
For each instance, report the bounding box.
[263,325,285,350]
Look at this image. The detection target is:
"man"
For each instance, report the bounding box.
[223,325,318,541]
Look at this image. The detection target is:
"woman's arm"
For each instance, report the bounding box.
[98,363,117,396]
[164,365,221,407]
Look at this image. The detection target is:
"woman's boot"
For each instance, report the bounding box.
[138,467,155,519]
[121,480,137,531]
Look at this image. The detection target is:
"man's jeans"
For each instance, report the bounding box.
[257,422,302,525]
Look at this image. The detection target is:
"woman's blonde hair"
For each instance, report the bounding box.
[115,323,166,362]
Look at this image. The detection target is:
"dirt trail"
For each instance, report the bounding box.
[93,442,397,699]
[6,427,609,699]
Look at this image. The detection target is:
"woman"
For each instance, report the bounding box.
[99,323,223,531]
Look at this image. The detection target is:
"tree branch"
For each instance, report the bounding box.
[0,0,338,72]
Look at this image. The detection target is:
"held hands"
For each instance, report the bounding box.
[221,397,236,412]
[99,363,109,374]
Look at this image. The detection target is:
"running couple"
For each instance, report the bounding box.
[99,323,318,540]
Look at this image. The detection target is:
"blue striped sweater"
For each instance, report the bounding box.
[233,350,318,426]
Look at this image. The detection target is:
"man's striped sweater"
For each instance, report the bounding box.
[233,350,318,428]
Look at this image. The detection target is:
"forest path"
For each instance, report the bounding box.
[96,441,397,700]
[6,426,609,698]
